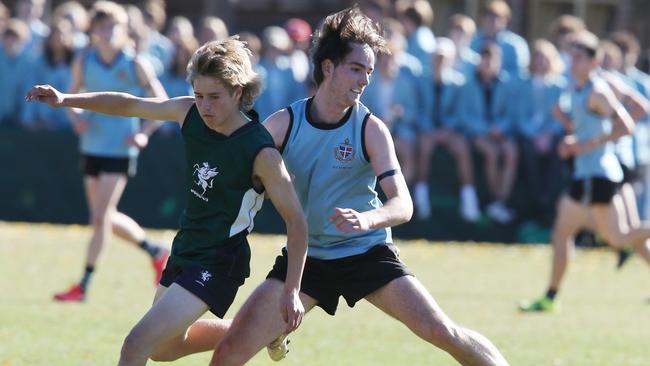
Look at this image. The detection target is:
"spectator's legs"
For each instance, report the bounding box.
[443,132,480,221]
[414,132,436,219]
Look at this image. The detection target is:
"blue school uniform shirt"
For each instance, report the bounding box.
[419,68,466,131]
[0,45,37,125]
[79,48,143,158]
[255,57,304,121]
[22,55,73,129]
[361,61,422,138]
[280,97,392,260]
[471,30,530,78]
[457,71,517,136]
[515,74,567,138]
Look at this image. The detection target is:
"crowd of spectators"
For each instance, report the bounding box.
[2,0,650,230]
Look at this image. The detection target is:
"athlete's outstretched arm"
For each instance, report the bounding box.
[26,84,194,124]
[253,147,307,334]
[330,114,413,233]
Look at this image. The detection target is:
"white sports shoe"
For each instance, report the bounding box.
[267,335,290,362]
[460,187,481,222]
[486,201,514,224]
[414,183,431,220]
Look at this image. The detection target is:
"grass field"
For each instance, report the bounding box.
[1,222,649,366]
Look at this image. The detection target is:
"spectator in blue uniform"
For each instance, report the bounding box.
[515,39,568,225]
[459,43,518,224]
[415,37,481,222]
[470,0,529,79]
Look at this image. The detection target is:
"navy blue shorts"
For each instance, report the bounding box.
[267,244,412,316]
[160,263,244,318]
[81,154,137,177]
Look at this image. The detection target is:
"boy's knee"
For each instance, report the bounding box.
[422,319,462,350]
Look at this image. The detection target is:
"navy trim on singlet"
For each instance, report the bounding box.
[361,112,371,162]
[279,107,294,154]
[305,97,353,130]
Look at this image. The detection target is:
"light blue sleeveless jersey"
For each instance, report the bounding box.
[282,98,392,260]
[80,49,142,158]
[568,76,623,182]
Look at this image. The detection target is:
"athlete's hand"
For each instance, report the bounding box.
[71,118,88,135]
[558,134,578,158]
[127,132,149,149]
[280,288,304,334]
[25,85,65,107]
[329,207,370,233]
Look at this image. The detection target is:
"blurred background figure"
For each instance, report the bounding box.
[415,37,479,222]
[165,15,194,46]
[459,43,518,224]
[52,1,90,50]
[471,0,529,79]
[197,15,228,45]
[21,17,76,131]
[448,13,479,79]
[396,0,435,76]
[138,0,173,76]
[515,39,568,226]
[547,15,585,77]
[14,0,48,54]
[610,31,650,220]
[254,25,302,120]
[284,17,312,93]
[357,0,390,23]
[362,18,424,188]
[0,18,35,126]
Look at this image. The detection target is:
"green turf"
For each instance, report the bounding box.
[1,222,649,365]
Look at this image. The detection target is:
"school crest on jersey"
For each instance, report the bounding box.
[334,138,355,163]
[191,162,219,201]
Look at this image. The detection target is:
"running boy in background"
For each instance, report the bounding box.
[52,1,169,302]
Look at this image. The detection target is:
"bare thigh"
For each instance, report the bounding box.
[364,275,452,341]
[125,283,210,350]
[214,279,318,363]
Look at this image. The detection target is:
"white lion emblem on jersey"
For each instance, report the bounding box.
[191,162,218,201]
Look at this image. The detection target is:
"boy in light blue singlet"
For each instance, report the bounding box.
[51,1,170,303]
[209,7,510,366]
[520,30,650,312]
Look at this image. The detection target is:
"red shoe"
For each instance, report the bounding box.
[152,249,169,285]
[53,284,85,302]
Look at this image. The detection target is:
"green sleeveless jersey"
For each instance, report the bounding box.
[168,104,276,277]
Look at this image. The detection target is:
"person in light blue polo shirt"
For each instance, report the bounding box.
[415,37,481,222]
[470,0,529,79]
[361,18,425,188]
[515,39,568,226]
[458,42,519,223]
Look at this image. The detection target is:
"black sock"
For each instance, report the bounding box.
[139,239,161,258]
[80,265,94,291]
[545,288,557,301]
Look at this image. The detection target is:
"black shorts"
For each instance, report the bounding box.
[267,244,412,316]
[81,154,137,177]
[568,177,620,205]
[619,162,639,184]
[160,263,244,318]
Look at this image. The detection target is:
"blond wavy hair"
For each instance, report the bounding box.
[186,37,262,111]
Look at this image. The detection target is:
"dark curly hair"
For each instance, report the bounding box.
[311,6,389,86]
